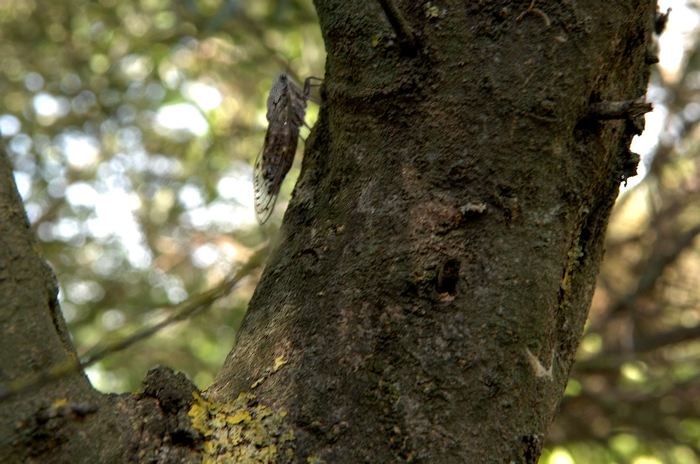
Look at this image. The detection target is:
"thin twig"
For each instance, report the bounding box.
[0,245,269,403]
[609,224,700,317]
[587,99,653,120]
[233,10,307,83]
[590,224,700,333]
[576,322,700,372]
[376,0,417,54]
[655,7,671,35]
[516,0,551,27]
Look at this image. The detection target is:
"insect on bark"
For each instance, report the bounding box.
[254,73,319,224]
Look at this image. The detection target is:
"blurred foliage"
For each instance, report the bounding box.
[3,0,700,463]
[0,0,323,391]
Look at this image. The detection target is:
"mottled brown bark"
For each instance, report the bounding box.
[0,155,199,462]
[0,153,125,463]
[1,1,656,463]
[211,1,656,462]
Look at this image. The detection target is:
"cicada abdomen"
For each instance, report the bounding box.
[254,73,314,224]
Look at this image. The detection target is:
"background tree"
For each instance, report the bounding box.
[1,0,697,463]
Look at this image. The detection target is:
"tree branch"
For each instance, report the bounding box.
[587,98,653,120]
[575,321,700,372]
[606,224,700,319]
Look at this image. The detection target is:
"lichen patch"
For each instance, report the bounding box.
[188,391,294,463]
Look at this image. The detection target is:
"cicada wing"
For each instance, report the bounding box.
[254,119,297,224]
[253,146,278,224]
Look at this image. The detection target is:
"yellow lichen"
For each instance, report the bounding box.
[51,398,68,408]
[273,356,287,372]
[423,2,444,19]
[251,355,290,389]
[188,390,295,463]
[560,245,584,294]
[251,377,266,389]
[226,410,251,425]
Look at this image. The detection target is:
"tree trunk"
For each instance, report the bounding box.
[210,1,655,462]
[1,1,656,463]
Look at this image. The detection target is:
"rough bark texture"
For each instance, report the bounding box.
[0,1,656,463]
[210,1,655,462]
[0,152,121,463]
[0,155,200,462]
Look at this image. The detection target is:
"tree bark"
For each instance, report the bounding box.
[0,153,138,463]
[0,1,656,463]
[210,1,655,462]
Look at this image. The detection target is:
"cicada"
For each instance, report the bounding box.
[254,73,320,224]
